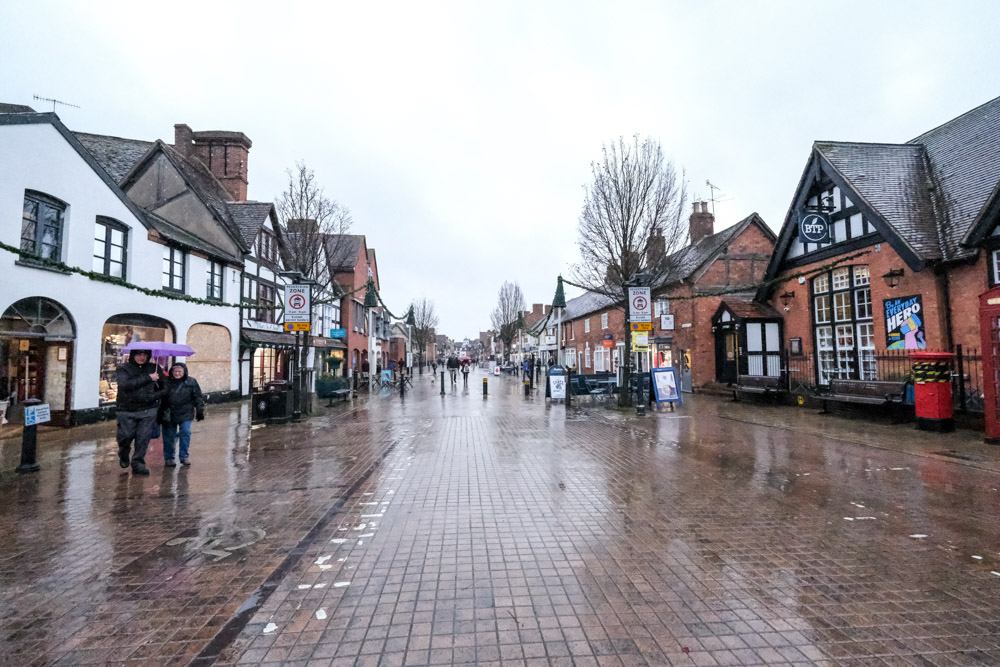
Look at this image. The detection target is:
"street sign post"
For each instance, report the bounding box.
[628,287,651,323]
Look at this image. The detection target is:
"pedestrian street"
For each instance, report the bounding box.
[1,369,999,666]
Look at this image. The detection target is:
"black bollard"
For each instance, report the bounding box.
[440,370,445,396]
[16,400,42,474]
[482,377,488,397]
[400,371,405,397]
[566,368,572,408]
[524,379,530,396]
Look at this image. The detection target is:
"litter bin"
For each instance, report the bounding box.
[911,351,954,432]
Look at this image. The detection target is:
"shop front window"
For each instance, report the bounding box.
[253,347,286,390]
[812,265,872,384]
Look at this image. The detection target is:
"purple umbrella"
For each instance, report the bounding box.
[122,341,195,357]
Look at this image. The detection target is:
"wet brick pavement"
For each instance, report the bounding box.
[1,369,999,666]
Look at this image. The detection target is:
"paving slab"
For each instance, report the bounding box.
[1,370,999,666]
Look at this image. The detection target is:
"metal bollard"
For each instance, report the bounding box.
[566,368,572,408]
[16,400,42,474]
[440,370,445,396]
[482,378,488,396]
[524,380,530,396]
[400,371,405,397]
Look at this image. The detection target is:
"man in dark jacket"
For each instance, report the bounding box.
[161,363,205,467]
[116,349,167,475]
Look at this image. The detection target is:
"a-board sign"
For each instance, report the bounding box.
[284,284,311,323]
[628,286,652,323]
[24,403,51,426]
[550,375,567,399]
[651,367,683,406]
[493,366,500,376]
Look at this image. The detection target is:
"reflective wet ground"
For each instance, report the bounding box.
[1,370,999,666]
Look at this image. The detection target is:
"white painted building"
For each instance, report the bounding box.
[0,112,240,425]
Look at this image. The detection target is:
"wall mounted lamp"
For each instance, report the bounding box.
[779,291,796,309]
[882,268,904,288]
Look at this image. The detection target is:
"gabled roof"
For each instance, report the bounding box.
[0,112,154,231]
[667,212,774,284]
[75,132,154,182]
[713,299,782,322]
[0,103,36,113]
[325,234,367,271]
[814,142,941,260]
[229,202,275,246]
[560,213,772,321]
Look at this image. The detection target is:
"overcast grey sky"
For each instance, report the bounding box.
[2,1,998,340]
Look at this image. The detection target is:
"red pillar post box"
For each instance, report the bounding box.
[911,351,954,432]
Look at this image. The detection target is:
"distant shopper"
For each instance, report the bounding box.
[448,356,459,384]
[461,359,470,387]
[161,362,205,467]
[116,349,167,475]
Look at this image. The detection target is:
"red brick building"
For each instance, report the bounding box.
[326,235,387,376]
[559,205,775,390]
[757,95,1000,426]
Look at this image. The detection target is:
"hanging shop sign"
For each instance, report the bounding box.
[884,295,926,350]
[798,211,830,244]
[628,286,652,323]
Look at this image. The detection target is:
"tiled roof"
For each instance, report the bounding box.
[75,132,154,182]
[909,96,1000,259]
[229,202,274,246]
[326,235,366,270]
[0,103,35,113]
[562,291,615,320]
[720,299,781,320]
[815,141,941,261]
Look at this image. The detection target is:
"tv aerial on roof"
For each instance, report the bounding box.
[32,95,80,113]
[704,179,734,215]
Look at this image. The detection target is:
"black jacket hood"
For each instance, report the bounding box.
[168,362,189,382]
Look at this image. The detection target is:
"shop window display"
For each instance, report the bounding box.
[100,316,174,404]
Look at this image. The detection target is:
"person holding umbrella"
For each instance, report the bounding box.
[116,346,168,475]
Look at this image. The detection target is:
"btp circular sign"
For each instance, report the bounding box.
[799,213,830,244]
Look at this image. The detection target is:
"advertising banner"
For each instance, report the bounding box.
[884,295,926,350]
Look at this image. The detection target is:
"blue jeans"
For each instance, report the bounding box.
[163,421,192,462]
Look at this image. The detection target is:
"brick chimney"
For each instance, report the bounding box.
[173,123,252,201]
[689,201,714,245]
[646,226,666,268]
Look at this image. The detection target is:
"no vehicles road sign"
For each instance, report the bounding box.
[628,286,651,323]
[284,284,311,323]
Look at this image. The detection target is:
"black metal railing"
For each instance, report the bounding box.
[781,346,985,413]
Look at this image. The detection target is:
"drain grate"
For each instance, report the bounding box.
[932,450,982,462]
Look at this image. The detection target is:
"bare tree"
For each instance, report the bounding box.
[490,281,525,362]
[275,161,353,404]
[276,161,353,294]
[410,297,439,371]
[570,136,688,406]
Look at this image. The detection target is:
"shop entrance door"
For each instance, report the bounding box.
[715,330,738,384]
[978,288,1000,441]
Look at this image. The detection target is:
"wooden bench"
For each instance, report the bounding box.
[818,379,907,413]
[733,375,784,402]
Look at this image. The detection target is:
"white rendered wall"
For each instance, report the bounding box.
[0,122,240,410]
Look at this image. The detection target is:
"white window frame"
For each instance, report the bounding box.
[584,318,590,334]
[601,313,609,329]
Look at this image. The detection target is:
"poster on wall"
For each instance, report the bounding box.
[884,295,926,350]
[651,367,683,405]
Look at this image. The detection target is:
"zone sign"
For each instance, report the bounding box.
[628,286,651,323]
[284,284,311,323]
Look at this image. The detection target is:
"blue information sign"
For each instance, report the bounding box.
[329,328,347,338]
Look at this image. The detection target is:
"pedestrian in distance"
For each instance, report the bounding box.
[461,359,470,387]
[160,362,205,467]
[448,356,459,384]
[116,349,167,475]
